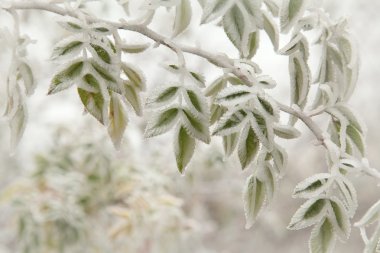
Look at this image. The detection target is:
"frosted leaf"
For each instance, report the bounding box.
[278,33,308,58]
[121,63,146,91]
[223,132,239,157]
[240,0,264,28]
[258,162,277,203]
[213,108,248,136]
[181,109,210,144]
[257,75,277,89]
[144,107,181,138]
[328,197,351,241]
[121,42,151,54]
[89,42,114,64]
[123,82,143,116]
[280,0,308,33]
[215,85,257,106]
[182,87,209,119]
[288,198,328,230]
[201,0,236,24]
[263,0,279,17]
[263,10,279,50]
[335,175,358,218]
[309,218,337,253]
[243,174,266,229]
[57,16,86,32]
[204,76,227,97]
[10,103,27,150]
[49,59,84,95]
[51,34,84,61]
[238,123,260,169]
[292,173,331,199]
[174,125,195,173]
[146,85,180,107]
[271,144,287,175]
[108,93,129,149]
[249,111,273,151]
[273,123,301,139]
[17,62,35,96]
[172,0,192,37]
[210,104,227,125]
[254,93,279,120]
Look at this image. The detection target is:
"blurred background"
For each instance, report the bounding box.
[0,0,379,252]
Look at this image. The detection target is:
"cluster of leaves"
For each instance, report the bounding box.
[49,16,145,148]
[0,129,202,253]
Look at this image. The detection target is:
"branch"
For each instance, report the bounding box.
[3,1,327,147]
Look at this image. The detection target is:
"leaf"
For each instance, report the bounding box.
[274,123,301,139]
[223,132,239,157]
[124,83,143,116]
[174,126,195,173]
[255,94,279,119]
[90,43,112,64]
[210,104,227,125]
[263,11,279,50]
[215,86,256,106]
[238,124,260,169]
[183,88,208,116]
[271,144,287,175]
[247,31,260,59]
[280,0,307,33]
[78,74,107,124]
[223,4,254,58]
[336,175,358,218]
[288,198,327,230]
[213,109,248,136]
[18,62,35,96]
[309,218,337,253]
[240,0,264,27]
[49,60,84,95]
[57,18,84,32]
[346,124,365,156]
[144,107,180,138]
[244,175,266,229]
[10,103,27,150]
[108,94,128,149]
[173,0,192,37]
[91,61,117,84]
[292,173,331,199]
[181,109,210,143]
[51,38,83,60]
[335,104,364,134]
[201,0,235,24]
[264,0,280,17]
[189,71,206,87]
[147,85,180,106]
[249,111,274,151]
[328,198,351,241]
[122,63,146,91]
[121,43,151,54]
[258,162,277,203]
[204,76,227,97]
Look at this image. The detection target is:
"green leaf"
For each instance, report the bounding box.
[108,93,128,149]
[292,174,330,199]
[210,104,227,125]
[184,88,207,115]
[280,0,307,33]
[174,126,195,173]
[213,109,248,136]
[329,198,351,241]
[346,124,365,156]
[91,61,117,83]
[78,74,107,124]
[52,40,83,60]
[122,63,146,91]
[223,132,239,157]
[215,86,255,106]
[144,107,180,138]
[90,43,112,64]
[121,43,151,54]
[204,76,227,97]
[238,125,260,169]
[244,175,266,229]
[288,198,327,230]
[49,60,84,95]
[182,109,210,143]
[263,11,279,50]
[273,124,301,139]
[147,86,180,106]
[309,218,337,253]
[124,83,143,116]
[173,0,192,37]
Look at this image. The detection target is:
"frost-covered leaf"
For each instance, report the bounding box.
[346,124,365,156]
[328,198,351,241]
[122,63,146,91]
[49,59,84,95]
[78,74,107,124]
[181,109,210,143]
[91,61,117,84]
[9,103,27,150]
[173,0,192,37]
[201,0,235,24]
[249,111,274,151]
[238,124,260,169]
[288,198,327,230]
[263,10,279,50]
[244,175,266,229]
[90,43,112,64]
[257,75,277,89]
[254,93,279,119]
[174,125,195,173]
[271,144,287,175]
[183,87,208,117]
[335,175,358,218]
[264,0,280,16]
[355,200,380,228]
[51,37,83,60]
[223,132,239,157]
[278,33,308,58]
[240,0,264,27]
[124,83,143,116]
[57,17,85,32]
[108,93,128,149]
[18,62,35,96]
[335,104,364,134]
[273,124,301,139]
[121,43,151,54]
[213,109,248,136]
[293,173,330,199]
[147,85,180,106]
[280,0,307,33]
[204,76,227,97]
[215,86,256,106]
[210,104,227,125]
[309,218,337,253]
[258,162,277,203]
[144,107,180,138]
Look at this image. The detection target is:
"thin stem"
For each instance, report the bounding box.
[3,1,327,147]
